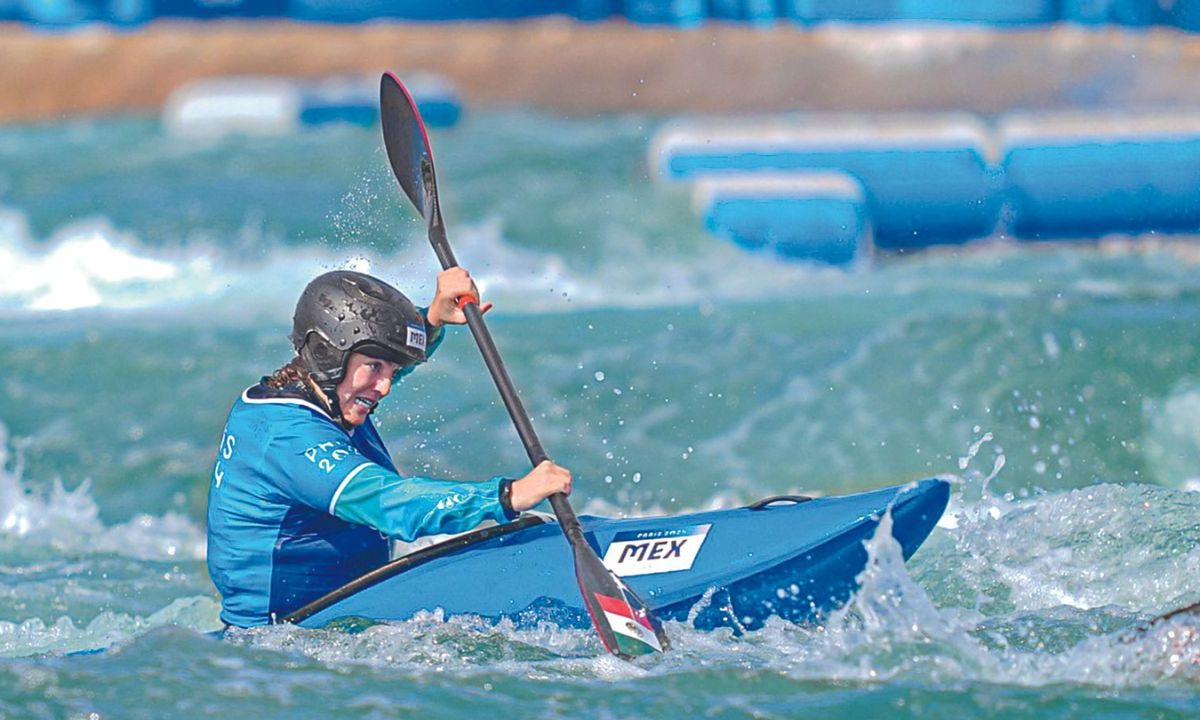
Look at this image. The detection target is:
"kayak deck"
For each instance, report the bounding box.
[291,479,950,632]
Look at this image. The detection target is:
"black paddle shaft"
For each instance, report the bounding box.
[381,73,669,658]
[425,210,580,530]
[384,74,585,540]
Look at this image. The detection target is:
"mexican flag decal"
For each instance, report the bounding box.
[594,591,663,657]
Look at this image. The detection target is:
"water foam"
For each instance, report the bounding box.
[777,510,1200,688]
[0,210,212,312]
[0,206,402,319]
[1143,378,1200,488]
[10,197,1179,321]
[0,422,206,562]
[927,477,1200,617]
[0,596,221,658]
[0,202,869,319]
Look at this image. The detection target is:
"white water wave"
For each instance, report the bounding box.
[0,596,221,658]
[217,505,1200,689]
[0,205,877,318]
[0,210,217,312]
[0,422,206,562]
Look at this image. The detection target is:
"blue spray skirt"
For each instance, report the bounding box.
[161,74,461,138]
[652,117,998,249]
[1000,112,1200,240]
[289,479,950,633]
[694,172,869,265]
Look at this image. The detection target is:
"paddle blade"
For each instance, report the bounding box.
[574,543,669,659]
[380,72,435,220]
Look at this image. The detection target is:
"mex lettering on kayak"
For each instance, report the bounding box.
[618,538,688,563]
[602,524,711,577]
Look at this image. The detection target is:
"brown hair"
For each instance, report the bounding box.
[266,356,309,389]
[266,356,338,418]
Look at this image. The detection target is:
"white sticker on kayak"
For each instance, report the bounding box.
[602,524,711,577]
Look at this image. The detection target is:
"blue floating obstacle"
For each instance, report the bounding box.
[786,0,1058,25]
[289,0,571,22]
[108,0,151,24]
[784,0,893,22]
[694,172,870,265]
[297,76,380,128]
[709,0,777,24]
[154,0,286,18]
[1163,0,1200,31]
[623,0,705,26]
[653,115,999,249]
[17,0,101,25]
[1000,112,1200,240]
[1060,0,1158,27]
[162,74,461,139]
[573,0,619,20]
[299,74,461,129]
[11,0,149,26]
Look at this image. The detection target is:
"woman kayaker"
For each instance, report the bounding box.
[206,268,572,628]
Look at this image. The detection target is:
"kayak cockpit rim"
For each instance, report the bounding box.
[281,514,548,624]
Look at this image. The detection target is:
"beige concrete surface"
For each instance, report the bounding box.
[4,18,1200,122]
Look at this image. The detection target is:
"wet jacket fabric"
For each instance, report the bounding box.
[206,331,517,627]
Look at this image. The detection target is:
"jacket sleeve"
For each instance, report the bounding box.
[330,464,518,542]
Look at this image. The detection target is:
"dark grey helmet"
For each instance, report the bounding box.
[291,270,428,387]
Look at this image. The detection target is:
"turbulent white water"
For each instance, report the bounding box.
[3,113,1200,718]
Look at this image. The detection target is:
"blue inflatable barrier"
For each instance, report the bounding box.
[653,116,998,249]
[1000,113,1200,240]
[291,0,570,22]
[12,0,149,25]
[163,74,461,138]
[300,74,463,128]
[624,0,704,26]
[695,173,869,265]
[108,0,150,23]
[709,0,740,20]
[1061,0,1158,26]
[152,0,286,18]
[785,0,890,21]
[710,0,777,24]
[18,0,99,25]
[1163,0,1200,31]
[573,0,618,20]
[297,79,378,128]
[787,0,1057,24]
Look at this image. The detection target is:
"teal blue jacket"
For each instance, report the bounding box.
[206,327,517,627]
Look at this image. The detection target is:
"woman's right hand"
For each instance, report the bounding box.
[510,460,572,512]
[425,267,490,327]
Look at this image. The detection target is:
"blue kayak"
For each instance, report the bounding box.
[287,478,950,632]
